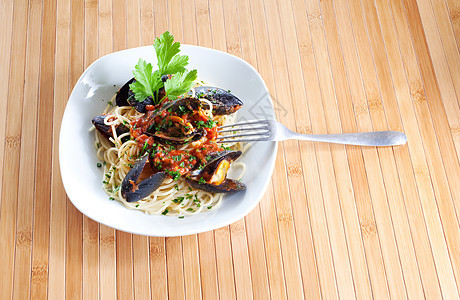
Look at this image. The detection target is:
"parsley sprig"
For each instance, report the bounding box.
[129,31,197,103]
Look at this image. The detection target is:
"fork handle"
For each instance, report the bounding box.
[289,131,407,146]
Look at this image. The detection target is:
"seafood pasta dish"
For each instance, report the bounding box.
[91,32,246,217]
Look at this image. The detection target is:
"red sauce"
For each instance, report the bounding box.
[151,141,222,178]
[130,101,223,179]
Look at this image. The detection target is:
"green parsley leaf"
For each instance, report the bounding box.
[129,59,163,102]
[164,69,198,100]
[154,31,188,74]
[130,31,198,104]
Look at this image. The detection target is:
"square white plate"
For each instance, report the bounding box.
[59,45,277,236]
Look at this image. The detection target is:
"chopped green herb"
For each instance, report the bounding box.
[178,216,184,219]
[207,206,212,209]
[196,120,205,128]
[167,170,181,180]
[198,177,206,184]
[187,208,194,212]
[172,196,184,204]
[97,163,102,168]
[204,119,216,128]
[142,141,149,152]
[162,209,169,215]
[135,204,139,207]
[109,197,115,201]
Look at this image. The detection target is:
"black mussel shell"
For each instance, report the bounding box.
[190,86,243,115]
[161,74,173,82]
[170,97,201,112]
[152,128,206,145]
[115,77,165,113]
[187,150,245,193]
[115,78,136,107]
[92,115,130,143]
[186,178,246,193]
[189,150,242,177]
[121,154,167,202]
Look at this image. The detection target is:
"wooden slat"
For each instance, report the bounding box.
[49,0,70,298]
[30,0,55,297]
[149,237,168,299]
[12,0,42,299]
[0,0,25,290]
[0,0,14,219]
[64,0,84,299]
[166,237,186,299]
[445,0,460,47]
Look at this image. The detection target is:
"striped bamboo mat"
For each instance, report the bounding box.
[0,0,459,298]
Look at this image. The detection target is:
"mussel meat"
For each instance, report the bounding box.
[186,150,246,193]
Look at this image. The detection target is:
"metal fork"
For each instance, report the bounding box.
[217,119,407,146]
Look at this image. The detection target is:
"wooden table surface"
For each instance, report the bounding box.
[1,0,459,299]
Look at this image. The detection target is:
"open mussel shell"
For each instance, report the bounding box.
[186,177,246,193]
[151,128,206,145]
[121,154,167,202]
[115,77,165,113]
[187,150,246,193]
[190,86,243,115]
[92,115,130,143]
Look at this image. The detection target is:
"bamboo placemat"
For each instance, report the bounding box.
[1,0,459,299]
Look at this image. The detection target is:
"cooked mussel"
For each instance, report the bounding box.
[92,114,130,143]
[152,128,206,145]
[190,86,243,115]
[186,150,246,193]
[121,154,167,202]
[115,78,166,113]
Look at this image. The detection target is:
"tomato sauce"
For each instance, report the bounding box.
[130,101,223,179]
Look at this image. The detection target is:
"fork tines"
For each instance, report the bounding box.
[217,119,270,143]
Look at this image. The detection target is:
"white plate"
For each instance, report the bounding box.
[59,45,277,236]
